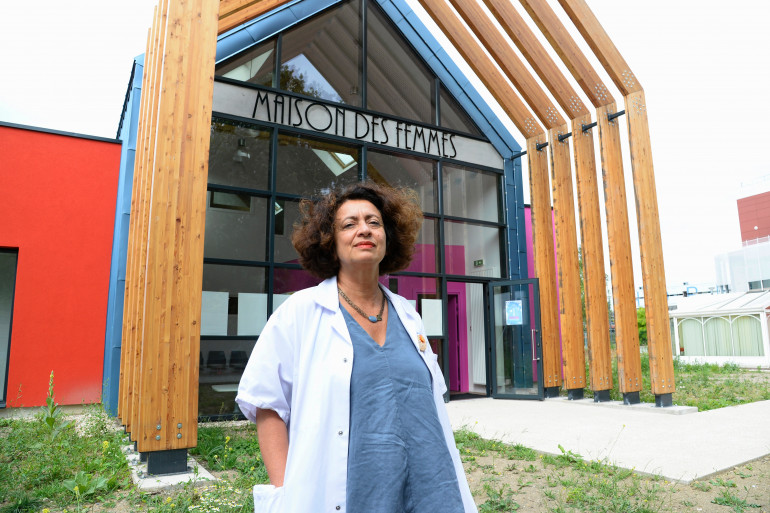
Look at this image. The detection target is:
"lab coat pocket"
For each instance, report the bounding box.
[253,484,284,512]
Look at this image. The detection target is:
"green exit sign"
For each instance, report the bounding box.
[473,259,484,267]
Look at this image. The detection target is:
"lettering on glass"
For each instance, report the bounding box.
[213,81,503,169]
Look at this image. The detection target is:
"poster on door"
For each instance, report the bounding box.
[505,300,523,325]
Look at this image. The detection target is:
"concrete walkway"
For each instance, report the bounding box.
[446,397,770,483]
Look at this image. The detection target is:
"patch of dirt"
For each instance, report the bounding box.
[465,451,770,512]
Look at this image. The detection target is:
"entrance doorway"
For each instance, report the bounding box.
[446,281,486,396]
[487,279,544,399]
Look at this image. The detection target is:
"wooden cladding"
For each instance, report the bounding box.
[118,0,219,452]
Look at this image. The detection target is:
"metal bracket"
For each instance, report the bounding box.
[607,109,626,122]
[557,132,572,142]
[581,121,597,133]
[536,142,549,151]
[511,150,527,161]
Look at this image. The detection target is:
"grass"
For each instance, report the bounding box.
[0,405,131,513]
[570,357,770,411]
[0,361,767,512]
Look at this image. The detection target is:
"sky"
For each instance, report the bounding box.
[1,0,768,294]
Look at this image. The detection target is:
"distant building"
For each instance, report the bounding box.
[715,190,770,293]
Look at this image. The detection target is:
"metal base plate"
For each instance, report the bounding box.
[147,449,188,475]
[623,391,641,405]
[593,389,611,402]
[567,388,584,400]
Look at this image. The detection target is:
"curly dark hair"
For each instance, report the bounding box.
[292,181,423,279]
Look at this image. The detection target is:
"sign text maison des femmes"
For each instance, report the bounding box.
[251,88,459,158]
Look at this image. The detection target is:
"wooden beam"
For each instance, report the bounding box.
[514,0,633,395]
[517,0,612,108]
[417,0,542,138]
[556,0,641,96]
[476,0,612,391]
[131,0,218,453]
[445,0,588,391]
[596,102,641,395]
[483,0,588,119]
[218,0,292,35]
[118,23,152,428]
[417,0,570,388]
[558,0,675,398]
[548,125,584,391]
[625,90,674,396]
[572,113,612,392]
[120,0,168,433]
[448,0,565,128]
[527,137,562,390]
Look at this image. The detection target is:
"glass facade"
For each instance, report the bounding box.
[203,0,506,415]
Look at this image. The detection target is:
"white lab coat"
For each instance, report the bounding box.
[236,276,477,513]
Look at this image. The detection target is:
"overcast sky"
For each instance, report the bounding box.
[1,1,768,293]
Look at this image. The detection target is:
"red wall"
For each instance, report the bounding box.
[0,125,120,407]
[737,191,770,243]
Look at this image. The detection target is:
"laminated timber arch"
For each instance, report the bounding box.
[118,0,674,469]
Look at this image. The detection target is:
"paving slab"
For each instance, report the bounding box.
[446,397,770,483]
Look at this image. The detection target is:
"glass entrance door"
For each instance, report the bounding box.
[487,279,544,399]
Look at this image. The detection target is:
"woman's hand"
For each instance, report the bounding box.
[256,408,289,486]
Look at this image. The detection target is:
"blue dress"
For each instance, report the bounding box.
[342,299,465,513]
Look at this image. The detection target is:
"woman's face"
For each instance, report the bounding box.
[334,199,386,272]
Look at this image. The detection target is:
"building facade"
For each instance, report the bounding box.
[104,0,537,417]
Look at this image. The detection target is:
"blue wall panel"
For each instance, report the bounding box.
[103,58,143,416]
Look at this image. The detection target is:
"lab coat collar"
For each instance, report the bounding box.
[316,277,351,344]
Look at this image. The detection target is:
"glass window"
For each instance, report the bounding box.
[201,264,267,337]
[276,132,360,196]
[204,192,268,262]
[679,318,704,356]
[274,199,303,264]
[444,221,502,277]
[703,317,732,356]
[387,276,442,336]
[367,149,437,213]
[208,120,271,190]
[273,268,322,305]
[366,2,434,124]
[280,1,362,105]
[0,249,18,405]
[404,218,438,274]
[732,315,764,356]
[442,164,501,223]
[216,38,276,87]
[440,85,482,137]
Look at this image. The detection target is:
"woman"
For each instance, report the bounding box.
[236,182,477,513]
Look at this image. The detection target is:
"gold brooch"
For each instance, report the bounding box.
[418,334,427,352]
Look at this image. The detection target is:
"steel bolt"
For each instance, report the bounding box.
[156,424,161,430]
[155,435,161,441]
[177,433,182,439]
[177,423,182,429]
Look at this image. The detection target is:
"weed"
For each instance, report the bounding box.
[38,371,73,441]
[711,477,737,488]
[692,481,712,492]
[711,488,762,512]
[479,483,520,512]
